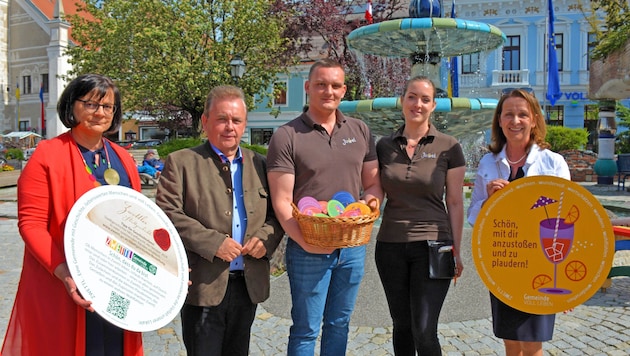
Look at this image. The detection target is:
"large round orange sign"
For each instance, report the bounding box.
[472,176,615,314]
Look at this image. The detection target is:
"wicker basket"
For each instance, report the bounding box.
[291,199,380,248]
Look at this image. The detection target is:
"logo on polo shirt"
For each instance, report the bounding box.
[342,137,357,145]
[421,152,437,159]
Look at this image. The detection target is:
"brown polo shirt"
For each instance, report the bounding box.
[267,110,377,203]
[376,124,465,243]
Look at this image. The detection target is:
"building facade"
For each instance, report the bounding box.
[2,0,628,146]
[246,0,629,148]
[1,0,163,142]
[0,0,77,139]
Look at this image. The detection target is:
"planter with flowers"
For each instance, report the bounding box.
[0,148,23,187]
[0,164,20,187]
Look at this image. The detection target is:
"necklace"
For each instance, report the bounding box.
[506,152,527,165]
[75,138,120,186]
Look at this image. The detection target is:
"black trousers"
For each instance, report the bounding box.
[375,241,451,356]
[181,273,257,356]
[85,309,123,356]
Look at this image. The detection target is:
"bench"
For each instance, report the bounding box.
[617,153,630,191]
[139,173,159,187]
[601,225,630,292]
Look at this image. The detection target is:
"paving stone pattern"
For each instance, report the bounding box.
[0,183,629,355]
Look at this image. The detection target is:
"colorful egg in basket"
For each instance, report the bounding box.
[298,196,321,213]
[291,196,380,249]
[326,200,345,217]
[344,202,372,216]
[332,190,355,207]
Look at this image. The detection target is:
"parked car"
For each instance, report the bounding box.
[115,140,136,149]
[24,147,37,160]
[134,139,162,148]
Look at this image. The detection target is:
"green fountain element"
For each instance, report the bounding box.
[340,16,507,137]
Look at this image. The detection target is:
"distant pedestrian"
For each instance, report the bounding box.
[143,149,164,171]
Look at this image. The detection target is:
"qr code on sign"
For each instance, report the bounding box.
[106,291,130,320]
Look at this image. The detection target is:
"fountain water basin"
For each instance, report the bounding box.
[339,97,498,137]
[339,8,507,160]
[347,18,505,58]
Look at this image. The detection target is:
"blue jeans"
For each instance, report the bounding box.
[286,238,366,356]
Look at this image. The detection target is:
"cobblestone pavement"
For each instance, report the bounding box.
[1,183,629,355]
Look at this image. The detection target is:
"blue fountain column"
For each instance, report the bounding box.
[410,52,443,96]
[409,0,443,18]
[408,0,444,94]
[593,101,618,184]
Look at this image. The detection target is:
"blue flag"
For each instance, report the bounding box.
[39,84,44,103]
[546,0,561,106]
[449,0,459,97]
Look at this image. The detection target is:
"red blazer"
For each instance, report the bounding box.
[2,132,143,356]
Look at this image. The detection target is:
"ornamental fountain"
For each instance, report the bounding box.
[339,0,506,142]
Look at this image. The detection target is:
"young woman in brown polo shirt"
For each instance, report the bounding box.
[375,76,466,355]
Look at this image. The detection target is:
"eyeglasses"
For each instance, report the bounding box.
[77,99,116,115]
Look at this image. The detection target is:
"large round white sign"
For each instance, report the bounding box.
[64,185,188,332]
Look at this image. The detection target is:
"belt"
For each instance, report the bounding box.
[229,270,244,279]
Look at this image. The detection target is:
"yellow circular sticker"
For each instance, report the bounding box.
[472,176,615,314]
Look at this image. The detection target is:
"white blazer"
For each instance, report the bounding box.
[467,144,571,226]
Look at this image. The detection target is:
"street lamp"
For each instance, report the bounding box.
[230,55,246,84]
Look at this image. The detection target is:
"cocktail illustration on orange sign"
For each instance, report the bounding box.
[472,176,614,314]
[531,193,585,294]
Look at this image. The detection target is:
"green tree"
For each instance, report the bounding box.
[615,102,630,153]
[581,0,630,61]
[5,148,25,161]
[617,102,630,129]
[278,0,408,100]
[65,0,301,137]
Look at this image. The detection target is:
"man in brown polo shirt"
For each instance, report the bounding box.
[267,58,382,355]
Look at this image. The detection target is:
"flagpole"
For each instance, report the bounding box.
[545,0,562,110]
[15,83,20,131]
[543,5,549,119]
[449,0,458,98]
[40,84,46,137]
[41,97,45,136]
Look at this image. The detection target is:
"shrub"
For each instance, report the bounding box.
[616,131,630,154]
[545,127,588,152]
[156,138,204,157]
[157,139,268,157]
[241,143,268,155]
[5,148,25,160]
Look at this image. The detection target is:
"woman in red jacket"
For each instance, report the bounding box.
[1,74,143,355]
